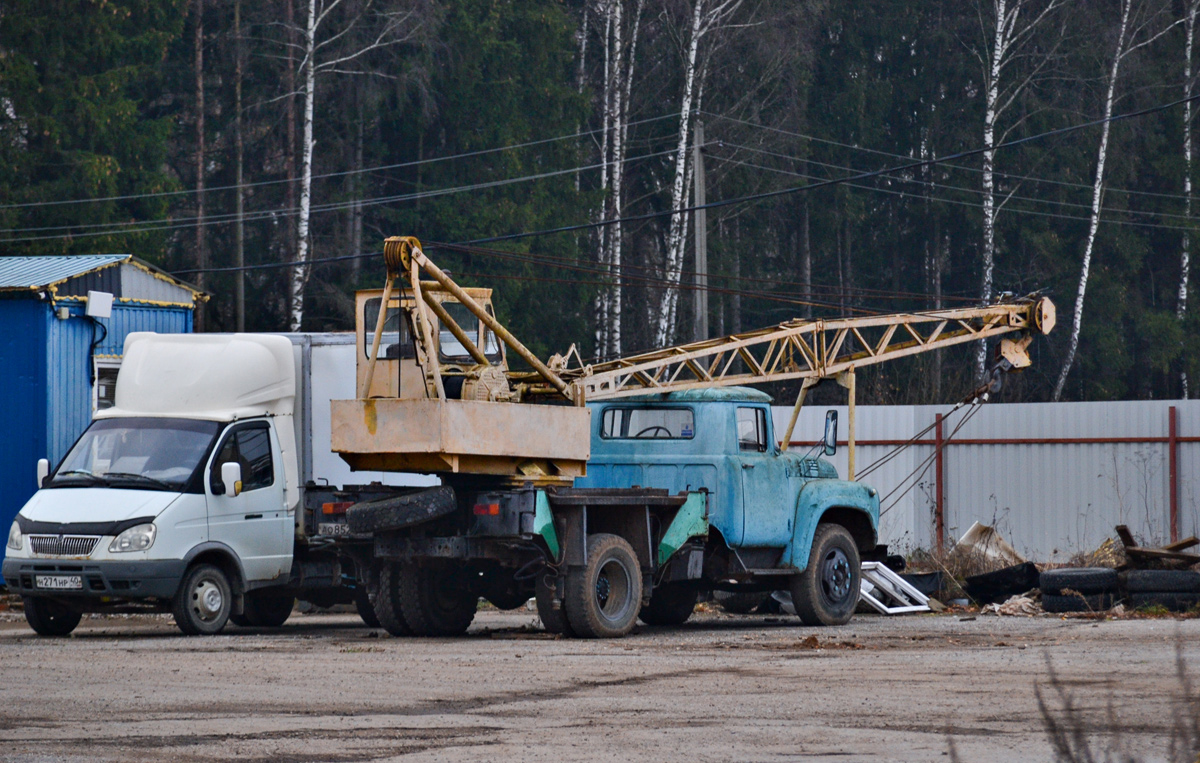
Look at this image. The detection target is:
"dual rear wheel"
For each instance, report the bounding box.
[371,561,477,637]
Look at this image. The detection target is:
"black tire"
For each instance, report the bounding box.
[396,563,476,637]
[172,564,233,636]
[964,562,1041,604]
[23,597,82,637]
[345,487,457,534]
[373,562,414,636]
[639,584,696,626]
[355,586,381,627]
[565,534,643,639]
[229,612,252,627]
[1042,592,1116,613]
[791,524,861,627]
[1040,567,1119,596]
[535,574,575,636]
[713,590,770,615]
[1130,592,1200,612]
[1124,570,1200,594]
[242,590,295,627]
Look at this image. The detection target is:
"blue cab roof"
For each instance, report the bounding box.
[593,386,772,404]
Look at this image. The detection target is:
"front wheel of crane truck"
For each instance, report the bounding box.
[791,523,860,627]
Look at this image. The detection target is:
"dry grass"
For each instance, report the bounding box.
[950,642,1200,762]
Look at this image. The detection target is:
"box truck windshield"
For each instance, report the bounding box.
[50,417,220,492]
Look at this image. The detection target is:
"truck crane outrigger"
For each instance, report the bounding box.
[327,236,1055,638]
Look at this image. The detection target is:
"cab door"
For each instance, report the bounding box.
[737,406,793,547]
[205,422,292,583]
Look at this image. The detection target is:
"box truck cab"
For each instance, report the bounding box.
[4,333,299,636]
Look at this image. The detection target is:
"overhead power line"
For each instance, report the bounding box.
[0,113,679,212]
[462,91,1200,245]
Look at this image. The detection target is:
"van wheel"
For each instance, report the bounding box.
[565,534,643,638]
[173,564,232,635]
[639,584,697,626]
[791,524,860,626]
[243,590,295,627]
[23,597,82,637]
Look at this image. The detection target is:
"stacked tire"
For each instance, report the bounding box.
[1123,570,1200,612]
[1039,567,1119,613]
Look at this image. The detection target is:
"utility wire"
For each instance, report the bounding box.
[0,147,677,242]
[0,113,680,211]
[706,110,1200,205]
[710,151,1199,234]
[462,91,1200,246]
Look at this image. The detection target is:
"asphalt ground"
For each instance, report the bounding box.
[0,607,1196,762]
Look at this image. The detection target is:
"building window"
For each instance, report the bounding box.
[94,361,121,411]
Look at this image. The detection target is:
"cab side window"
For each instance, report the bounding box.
[211,425,274,494]
[737,407,768,452]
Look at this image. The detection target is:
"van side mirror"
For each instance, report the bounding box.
[823,410,838,456]
[36,458,50,488]
[220,462,243,497]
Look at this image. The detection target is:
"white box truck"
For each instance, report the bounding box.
[3,332,430,635]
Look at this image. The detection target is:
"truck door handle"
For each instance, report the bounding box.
[244,514,263,520]
[741,463,755,470]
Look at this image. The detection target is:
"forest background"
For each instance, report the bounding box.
[1,0,1198,405]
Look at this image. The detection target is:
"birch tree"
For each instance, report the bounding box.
[592,0,644,358]
[973,0,1066,380]
[284,0,428,331]
[1052,0,1181,400]
[655,0,743,347]
[1179,0,1200,398]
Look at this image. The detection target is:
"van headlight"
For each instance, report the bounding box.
[109,523,156,553]
[6,521,21,551]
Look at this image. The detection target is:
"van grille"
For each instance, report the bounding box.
[29,535,100,556]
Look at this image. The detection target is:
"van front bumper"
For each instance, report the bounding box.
[3,558,186,599]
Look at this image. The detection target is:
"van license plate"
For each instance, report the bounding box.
[318,522,352,537]
[35,575,83,590]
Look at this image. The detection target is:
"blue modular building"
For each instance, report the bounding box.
[0,256,204,569]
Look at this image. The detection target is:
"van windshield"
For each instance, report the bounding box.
[49,418,221,492]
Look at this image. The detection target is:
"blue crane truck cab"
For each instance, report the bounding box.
[576,387,881,627]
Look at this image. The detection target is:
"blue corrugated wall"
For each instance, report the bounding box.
[1,298,193,580]
[0,299,48,551]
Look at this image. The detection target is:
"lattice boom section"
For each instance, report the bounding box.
[576,302,1037,400]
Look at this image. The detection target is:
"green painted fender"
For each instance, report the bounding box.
[657,492,709,565]
[534,490,560,560]
[780,479,880,570]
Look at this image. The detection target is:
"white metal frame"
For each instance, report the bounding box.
[859,561,931,615]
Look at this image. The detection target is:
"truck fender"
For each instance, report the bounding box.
[780,479,880,571]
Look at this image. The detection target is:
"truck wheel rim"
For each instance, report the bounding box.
[595,558,633,624]
[820,548,852,604]
[193,580,224,621]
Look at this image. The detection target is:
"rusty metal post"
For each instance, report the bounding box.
[780,378,818,451]
[935,413,945,553]
[1170,405,1179,543]
[359,276,394,399]
[837,367,856,480]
